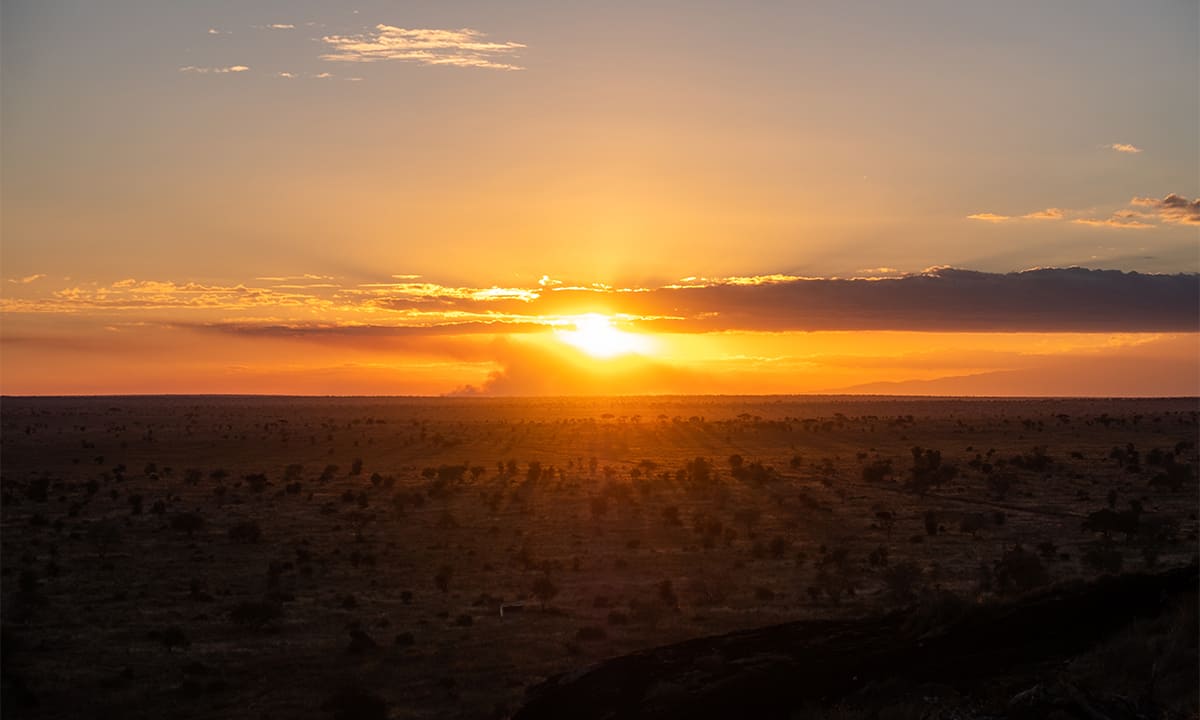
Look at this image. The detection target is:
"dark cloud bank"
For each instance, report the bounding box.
[634,268,1200,333]
[195,268,1199,338]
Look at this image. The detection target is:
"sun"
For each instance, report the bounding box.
[555,314,651,358]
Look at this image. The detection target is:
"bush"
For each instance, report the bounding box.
[229,600,282,628]
[862,459,893,483]
[992,544,1048,595]
[170,512,205,537]
[923,510,939,536]
[575,626,606,642]
[882,561,924,605]
[1082,541,1124,575]
[434,565,452,594]
[531,575,558,609]
[228,520,262,544]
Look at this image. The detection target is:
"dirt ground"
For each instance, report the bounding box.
[2,396,1196,719]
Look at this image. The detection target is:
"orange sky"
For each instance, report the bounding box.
[2,2,1198,396]
[1,270,1197,395]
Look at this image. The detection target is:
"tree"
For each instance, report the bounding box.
[170,512,205,537]
[992,544,1048,595]
[434,565,452,594]
[87,521,122,559]
[531,575,558,610]
[734,508,761,535]
[923,510,939,536]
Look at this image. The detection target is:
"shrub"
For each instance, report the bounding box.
[531,575,558,609]
[157,626,191,651]
[992,544,1048,595]
[170,512,205,537]
[575,626,606,642]
[862,459,893,484]
[1082,541,1124,575]
[923,511,938,536]
[229,600,282,628]
[882,561,923,605]
[228,520,262,544]
[434,565,452,594]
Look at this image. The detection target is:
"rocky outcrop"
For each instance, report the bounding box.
[514,564,1198,720]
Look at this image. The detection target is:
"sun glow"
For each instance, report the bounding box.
[555,314,651,358]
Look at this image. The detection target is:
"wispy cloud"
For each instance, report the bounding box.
[966,213,1011,223]
[8,274,46,284]
[207,28,226,35]
[1107,143,1142,154]
[320,25,526,70]
[1022,207,1065,220]
[970,194,1199,229]
[277,71,297,78]
[179,65,249,74]
[1132,193,1200,225]
[267,23,295,30]
[255,274,335,282]
[1071,215,1154,229]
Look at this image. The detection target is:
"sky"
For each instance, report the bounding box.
[2,0,1198,396]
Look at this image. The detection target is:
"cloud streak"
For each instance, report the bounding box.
[320,25,526,70]
[969,194,1199,229]
[3,268,1196,334]
[1107,143,1142,154]
[8,274,46,284]
[966,212,1010,223]
[179,65,249,74]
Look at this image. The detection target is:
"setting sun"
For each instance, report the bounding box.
[555,314,652,358]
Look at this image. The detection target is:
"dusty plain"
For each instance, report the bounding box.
[2,396,1197,719]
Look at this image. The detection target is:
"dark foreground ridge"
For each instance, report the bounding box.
[514,564,1199,720]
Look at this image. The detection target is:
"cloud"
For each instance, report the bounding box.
[320,25,526,70]
[1107,143,1142,154]
[8,274,46,284]
[256,274,335,282]
[972,195,1200,229]
[312,72,333,79]
[5,268,1196,334]
[1071,214,1154,229]
[1131,193,1200,226]
[277,72,297,78]
[267,23,295,29]
[179,65,249,74]
[207,28,226,35]
[617,268,1199,333]
[1022,208,1065,220]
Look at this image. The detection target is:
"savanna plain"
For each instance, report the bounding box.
[2,396,1197,719]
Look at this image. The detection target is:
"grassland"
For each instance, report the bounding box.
[2,396,1196,719]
